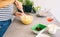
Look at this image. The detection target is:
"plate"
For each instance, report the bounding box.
[36,34,50,37]
[31,24,47,34]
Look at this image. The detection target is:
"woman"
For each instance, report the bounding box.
[0,0,23,37]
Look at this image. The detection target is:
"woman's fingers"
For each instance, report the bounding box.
[15,0,19,6]
[15,12,22,17]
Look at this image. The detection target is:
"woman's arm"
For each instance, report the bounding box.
[13,0,24,17]
[0,0,15,8]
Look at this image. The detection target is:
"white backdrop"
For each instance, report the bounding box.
[31,0,60,22]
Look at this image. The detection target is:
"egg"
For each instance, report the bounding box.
[20,15,33,25]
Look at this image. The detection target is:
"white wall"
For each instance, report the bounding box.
[31,0,60,22]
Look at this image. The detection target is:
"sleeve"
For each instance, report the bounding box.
[0,0,15,8]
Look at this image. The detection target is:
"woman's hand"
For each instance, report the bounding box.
[14,12,22,17]
[15,0,23,12]
[14,0,25,17]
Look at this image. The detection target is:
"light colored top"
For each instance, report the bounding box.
[0,4,14,21]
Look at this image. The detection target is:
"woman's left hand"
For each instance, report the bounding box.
[15,12,22,17]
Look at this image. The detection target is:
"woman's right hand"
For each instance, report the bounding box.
[15,0,23,12]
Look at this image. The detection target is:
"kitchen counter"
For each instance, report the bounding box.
[3,13,60,37]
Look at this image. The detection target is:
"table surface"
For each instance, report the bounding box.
[3,13,60,37]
